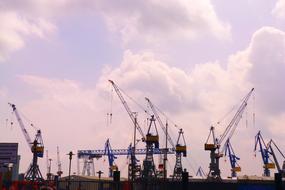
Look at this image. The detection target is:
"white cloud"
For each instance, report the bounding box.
[96,0,231,45]
[0,11,56,61]
[0,0,231,61]
[272,0,285,19]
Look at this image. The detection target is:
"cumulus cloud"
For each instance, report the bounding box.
[0,0,231,61]
[246,27,285,115]
[0,11,56,61]
[96,0,231,45]
[272,0,285,19]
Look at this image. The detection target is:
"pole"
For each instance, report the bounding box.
[67,151,74,190]
[132,113,137,181]
[163,122,168,180]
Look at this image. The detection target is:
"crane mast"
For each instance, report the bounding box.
[172,129,187,180]
[142,115,159,180]
[205,88,254,180]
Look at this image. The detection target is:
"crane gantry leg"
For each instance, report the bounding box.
[25,140,44,181]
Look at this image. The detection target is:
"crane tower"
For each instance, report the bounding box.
[9,103,44,181]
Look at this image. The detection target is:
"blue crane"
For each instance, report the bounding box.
[254,131,275,177]
[266,139,285,176]
[196,166,206,178]
[224,138,241,177]
[104,139,118,177]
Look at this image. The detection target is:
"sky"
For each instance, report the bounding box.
[1,0,285,179]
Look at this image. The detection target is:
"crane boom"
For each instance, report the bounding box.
[145,97,175,149]
[108,80,145,141]
[218,88,254,145]
[9,103,33,148]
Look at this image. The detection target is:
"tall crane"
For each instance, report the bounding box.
[204,88,254,179]
[224,138,241,177]
[145,97,176,179]
[104,139,118,177]
[9,103,44,181]
[172,129,187,180]
[266,139,285,176]
[46,150,52,180]
[108,79,146,180]
[142,115,159,180]
[254,131,275,177]
[57,146,63,177]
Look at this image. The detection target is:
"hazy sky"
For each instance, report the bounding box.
[1,0,285,178]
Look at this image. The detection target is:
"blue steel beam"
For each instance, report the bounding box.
[78,148,175,158]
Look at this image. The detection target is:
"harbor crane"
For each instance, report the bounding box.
[9,103,44,181]
[145,97,187,180]
[266,139,285,176]
[224,138,241,177]
[109,79,146,180]
[104,139,118,177]
[254,131,275,177]
[57,146,63,177]
[172,129,187,180]
[145,97,176,179]
[142,115,159,180]
[204,88,254,179]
